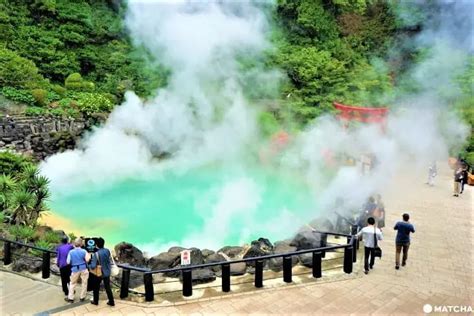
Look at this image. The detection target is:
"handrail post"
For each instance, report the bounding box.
[221,264,230,292]
[182,269,192,297]
[283,256,292,283]
[351,237,357,263]
[120,269,130,299]
[312,251,322,278]
[254,260,263,288]
[343,246,353,274]
[42,252,50,279]
[3,241,11,265]
[321,233,327,258]
[144,273,154,301]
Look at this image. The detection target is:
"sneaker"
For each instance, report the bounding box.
[402,262,406,266]
[64,298,74,303]
[369,265,373,270]
[364,270,369,275]
[107,301,115,307]
[395,265,399,270]
[90,301,98,306]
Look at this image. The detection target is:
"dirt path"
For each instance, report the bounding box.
[52,163,473,315]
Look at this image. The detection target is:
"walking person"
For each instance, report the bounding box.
[460,164,468,194]
[65,238,91,303]
[356,217,383,274]
[89,238,115,306]
[394,213,415,269]
[56,237,73,297]
[453,166,463,197]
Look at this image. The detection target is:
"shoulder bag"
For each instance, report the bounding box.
[90,252,103,277]
[374,227,382,258]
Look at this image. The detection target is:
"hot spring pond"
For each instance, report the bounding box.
[49,166,316,253]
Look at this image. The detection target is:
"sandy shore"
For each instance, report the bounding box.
[38,212,83,237]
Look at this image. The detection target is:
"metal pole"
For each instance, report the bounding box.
[312,252,322,278]
[182,269,193,297]
[3,242,11,265]
[42,252,50,279]
[144,273,154,301]
[254,260,263,288]
[343,246,353,274]
[351,237,357,263]
[120,269,130,299]
[222,264,230,292]
[283,256,292,283]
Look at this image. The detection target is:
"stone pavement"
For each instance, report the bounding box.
[0,270,72,315]
[7,163,474,315]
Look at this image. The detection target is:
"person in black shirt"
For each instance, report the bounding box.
[460,164,468,194]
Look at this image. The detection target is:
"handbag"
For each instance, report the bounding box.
[373,227,382,258]
[89,252,103,277]
[110,253,119,277]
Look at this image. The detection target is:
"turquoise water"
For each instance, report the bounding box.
[49,165,316,252]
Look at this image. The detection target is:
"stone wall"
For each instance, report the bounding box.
[0,115,88,160]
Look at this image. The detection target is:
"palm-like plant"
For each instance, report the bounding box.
[0,174,17,213]
[9,190,35,226]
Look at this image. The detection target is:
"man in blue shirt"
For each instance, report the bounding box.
[394,213,415,270]
[65,238,91,303]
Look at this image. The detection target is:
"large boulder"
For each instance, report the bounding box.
[179,268,216,284]
[168,246,186,253]
[298,253,313,267]
[230,262,247,276]
[12,257,43,273]
[201,249,215,258]
[205,253,226,272]
[290,231,324,250]
[243,239,273,267]
[148,252,180,271]
[217,246,244,259]
[268,241,298,272]
[114,242,146,266]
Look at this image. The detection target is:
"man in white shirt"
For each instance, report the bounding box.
[356,217,383,274]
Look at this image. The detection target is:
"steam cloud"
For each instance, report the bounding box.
[41,1,470,251]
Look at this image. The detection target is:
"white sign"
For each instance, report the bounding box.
[181,250,191,265]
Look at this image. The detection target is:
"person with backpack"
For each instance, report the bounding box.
[88,238,115,307]
[394,213,415,270]
[356,217,383,274]
[65,238,90,303]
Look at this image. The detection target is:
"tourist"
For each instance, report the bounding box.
[89,238,115,306]
[453,166,463,197]
[426,161,437,186]
[56,236,74,297]
[460,163,468,194]
[356,217,383,274]
[65,238,91,303]
[394,213,415,269]
[374,194,385,229]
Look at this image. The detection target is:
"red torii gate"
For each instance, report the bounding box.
[333,102,389,131]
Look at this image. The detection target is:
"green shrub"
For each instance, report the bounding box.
[31,88,48,106]
[52,85,67,96]
[76,92,114,115]
[29,240,53,257]
[64,73,83,90]
[1,87,35,105]
[0,48,45,88]
[68,232,77,242]
[43,231,61,244]
[0,151,34,175]
[9,225,35,242]
[25,107,47,116]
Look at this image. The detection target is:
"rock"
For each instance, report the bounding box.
[188,247,204,265]
[52,230,68,242]
[290,231,324,250]
[243,238,273,267]
[298,253,313,267]
[230,262,247,275]
[168,246,186,253]
[179,268,216,285]
[204,253,226,272]
[217,246,244,259]
[114,242,146,266]
[148,252,180,271]
[268,241,299,272]
[12,257,43,273]
[201,249,215,258]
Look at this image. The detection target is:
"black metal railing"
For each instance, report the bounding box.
[1,226,360,302]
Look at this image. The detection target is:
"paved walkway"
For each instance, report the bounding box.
[0,270,72,315]
[4,164,473,315]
